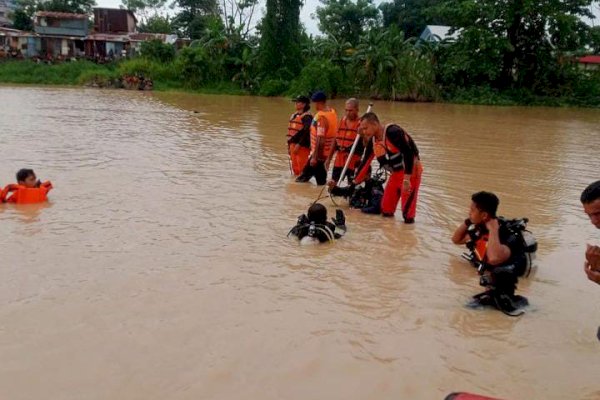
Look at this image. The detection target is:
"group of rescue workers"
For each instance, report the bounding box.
[286,91,600,316]
[1,93,598,319]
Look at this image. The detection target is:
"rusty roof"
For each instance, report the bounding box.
[35,11,88,19]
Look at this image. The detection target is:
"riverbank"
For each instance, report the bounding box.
[0,60,598,107]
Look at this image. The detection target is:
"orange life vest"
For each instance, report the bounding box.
[473,234,489,262]
[335,117,360,151]
[287,111,311,141]
[310,108,338,161]
[373,124,418,171]
[0,181,52,204]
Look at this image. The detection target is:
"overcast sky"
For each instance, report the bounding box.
[95,0,600,36]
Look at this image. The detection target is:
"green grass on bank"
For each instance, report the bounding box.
[0,60,598,108]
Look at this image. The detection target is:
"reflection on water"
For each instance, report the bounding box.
[0,86,599,400]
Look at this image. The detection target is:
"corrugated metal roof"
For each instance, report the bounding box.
[579,55,600,64]
[35,11,88,19]
[420,25,460,42]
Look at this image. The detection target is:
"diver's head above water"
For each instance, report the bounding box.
[16,168,39,188]
[307,203,327,225]
[469,191,499,225]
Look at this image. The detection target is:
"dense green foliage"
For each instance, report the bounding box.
[4,0,600,106]
[258,0,303,79]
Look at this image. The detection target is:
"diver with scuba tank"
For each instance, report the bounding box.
[452,191,537,315]
[288,203,347,244]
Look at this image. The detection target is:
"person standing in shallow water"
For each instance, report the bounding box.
[350,112,422,222]
[286,96,312,176]
[295,91,338,186]
[325,98,363,184]
[581,180,600,285]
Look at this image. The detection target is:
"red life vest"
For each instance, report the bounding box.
[287,111,311,141]
[0,181,52,204]
[310,108,338,161]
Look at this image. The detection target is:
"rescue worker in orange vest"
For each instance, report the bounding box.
[0,168,53,204]
[295,91,338,186]
[347,112,422,222]
[287,95,313,176]
[325,98,363,184]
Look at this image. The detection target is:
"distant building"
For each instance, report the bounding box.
[0,26,40,58]
[93,8,137,34]
[0,0,15,27]
[578,55,600,71]
[34,11,88,58]
[419,25,460,42]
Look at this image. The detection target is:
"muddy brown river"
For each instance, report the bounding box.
[0,86,599,400]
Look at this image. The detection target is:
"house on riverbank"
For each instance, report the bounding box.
[34,11,88,59]
[0,26,39,58]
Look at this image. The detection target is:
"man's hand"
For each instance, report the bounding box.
[327,180,337,190]
[485,218,500,232]
[585,244,600,270]
[403,176,411,192]
[585,260,600,285]
[310,157,317,167]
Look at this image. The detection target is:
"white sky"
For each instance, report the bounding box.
[95,0,600,36]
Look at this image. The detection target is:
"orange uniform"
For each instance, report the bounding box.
[0,181,53,204]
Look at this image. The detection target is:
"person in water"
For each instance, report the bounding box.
[329,112,423,222]
[452,191,529,314]
[581,180,600,285]
[295,92,338,186]
[325,98,363,184]
[286,95,312,176]
[0,168,53,204]
[288,203,346,243]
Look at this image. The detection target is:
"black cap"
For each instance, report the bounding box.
[310,91,327,102]
[292,95,310,104]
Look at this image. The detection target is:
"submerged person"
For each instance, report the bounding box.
[286,95,313,176]
[452,191,534,315]
[295,92,338,186]
[0,168,53,204]
[288,203,346,243]
[326,98,363,184]
[581,180,600,285]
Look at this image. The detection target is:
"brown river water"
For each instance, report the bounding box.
[0,86,599,400]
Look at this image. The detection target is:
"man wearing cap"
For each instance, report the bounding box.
[296,91,338,185]
[287,95,313,176]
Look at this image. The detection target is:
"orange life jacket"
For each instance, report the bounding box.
[310,108,338,161]
[473,234,489,262]
[287,111,311,141]
[335,117,360,152]
[0,181,52,204]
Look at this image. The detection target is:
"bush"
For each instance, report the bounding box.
[140,40,176,63]
[287,59,347,98]
[258,79,289,96]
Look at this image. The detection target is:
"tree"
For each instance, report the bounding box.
[437,0,594,90]
[39,0,97,15]
[221,0,259,39]
[172,0,220,39]
[315,0,379,46]
[139,15,173,33]
[257,0,303,79]
[11,9,33,30]
[379,0,445,39]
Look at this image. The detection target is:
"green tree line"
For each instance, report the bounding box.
[7,0,600,106]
